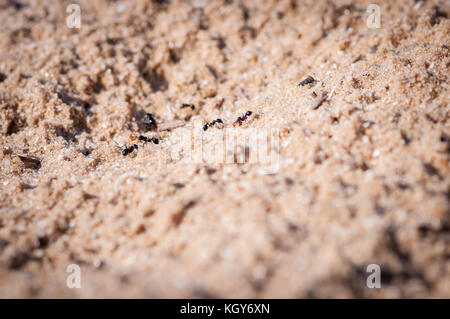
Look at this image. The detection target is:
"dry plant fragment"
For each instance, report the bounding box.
[311,91,328,110]
[298,76,315,86]
[15,154,41,170]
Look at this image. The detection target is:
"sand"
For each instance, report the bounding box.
[0,0,449,298]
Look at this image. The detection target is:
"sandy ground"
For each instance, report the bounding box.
[0,0,449,298]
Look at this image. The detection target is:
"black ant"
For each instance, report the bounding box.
[122,144,138,156]
[180,103,195,110]
[298,75,315,86]
[203,118,223,131]
[139,135,159,144]
[233,111,252,127]
[144,113,157,130]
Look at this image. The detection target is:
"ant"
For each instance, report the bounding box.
[203,118,223,131]
[180,103,195,110]
[139,135,159,144]
[144,113,157,130]
[233,111,252,127]
[122,144,138,156]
